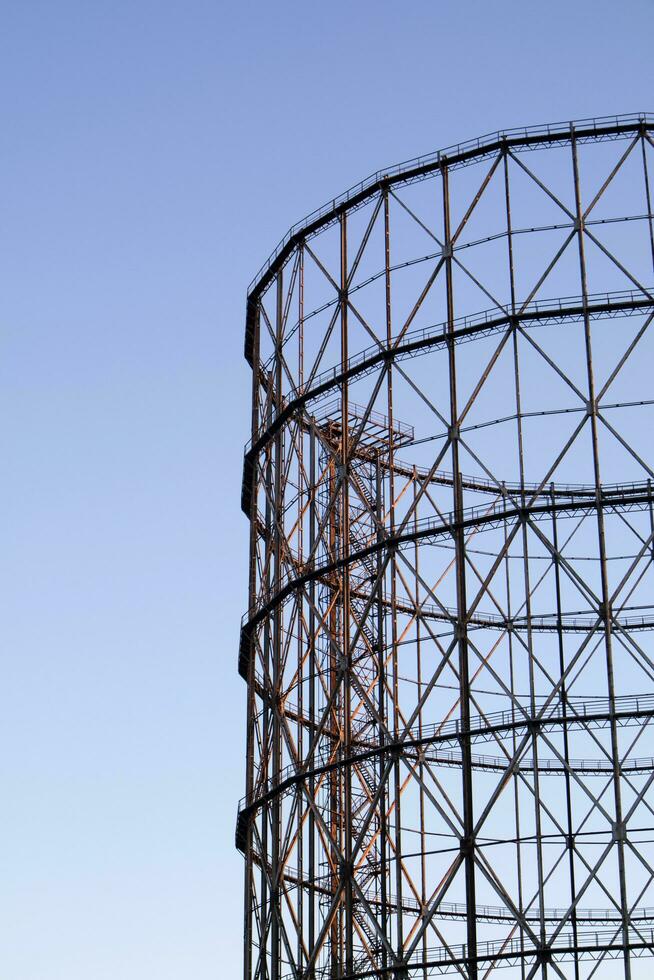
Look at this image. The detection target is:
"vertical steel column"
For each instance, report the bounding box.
[243,303,262,980]
[503,506,526,980]
[339,212,354,975]
[308,421,317,968]
[442,161,478,980]
[384,185,404,965]
[571,126,631,980]
[271,270,284,980]
[297,249,305,973]
[506,134,550,976]
[259,360,276,980]
[375,451,388,975]
[551,490,580,980]
[328,441,340,980]
[502,151,527,980]
[413,469,428,978]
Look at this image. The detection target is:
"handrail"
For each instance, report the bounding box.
[247,865,654,924]
[243,482,654,620]
[259,286,651,384]
[237,692,654,813]
[242,582,654,635]
[248,113,653,300]
[279,924,654,978]
[245,286,654,454]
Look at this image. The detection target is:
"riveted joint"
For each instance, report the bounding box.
[339,859,354,881]
[612,820,627,842]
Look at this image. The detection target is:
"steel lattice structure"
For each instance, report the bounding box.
[237,114,654,980]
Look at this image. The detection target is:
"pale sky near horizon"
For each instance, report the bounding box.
[1,2,652,978]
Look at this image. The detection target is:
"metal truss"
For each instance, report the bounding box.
[238,113,654,980]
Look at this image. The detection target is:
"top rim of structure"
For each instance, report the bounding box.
[246,112,653,305]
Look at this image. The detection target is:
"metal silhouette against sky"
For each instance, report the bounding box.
[238,114,654,979]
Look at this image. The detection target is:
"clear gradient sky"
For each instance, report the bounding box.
[1,2,652,978]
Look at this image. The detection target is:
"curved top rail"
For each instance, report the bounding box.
[246,113,653,307]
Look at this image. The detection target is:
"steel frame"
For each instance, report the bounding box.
[238,114,654,979]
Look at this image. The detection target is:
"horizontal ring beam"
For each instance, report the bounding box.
[239,486,654,678]
[236,696,654,848]
[242,289,654,513]
[245,113,653,364]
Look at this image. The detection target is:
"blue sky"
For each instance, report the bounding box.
[0,2,651,977]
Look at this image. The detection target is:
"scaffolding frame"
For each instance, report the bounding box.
[238,114,654,980]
